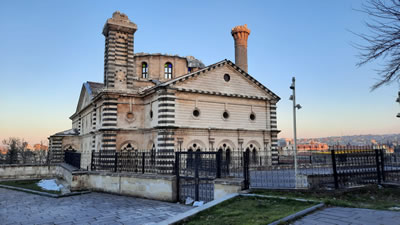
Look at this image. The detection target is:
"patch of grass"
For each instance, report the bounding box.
[178,196,316,225]
[0,179,61,195]
[251,185,400,210]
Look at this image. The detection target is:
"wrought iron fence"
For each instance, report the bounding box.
[64,150,81,169]
[88,145,400,191]
[218,148,334,189]
[382,151,400,183]
[330,146,384,188]
[91,149,174,174]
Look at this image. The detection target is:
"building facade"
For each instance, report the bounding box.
[48,11,280,170]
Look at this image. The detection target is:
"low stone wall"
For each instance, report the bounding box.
[86,172,177,202]
[0,164,56,180]
[214,178,244,199]
[0,164,177,202]
[54,163,88,191]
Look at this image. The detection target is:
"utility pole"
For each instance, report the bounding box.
[290,77,302,188]
[396,91,400,118]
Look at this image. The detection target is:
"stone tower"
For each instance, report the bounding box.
[231,24,250,72]
[103,11,137,89]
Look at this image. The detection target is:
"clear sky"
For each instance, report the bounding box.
[0,0,399,145]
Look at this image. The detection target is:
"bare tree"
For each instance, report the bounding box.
[37,140,49,164]
[2,137,26,164]
[355,0,400,90]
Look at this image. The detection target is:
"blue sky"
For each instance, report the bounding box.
[0,0,399,144]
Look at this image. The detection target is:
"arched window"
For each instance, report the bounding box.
[246,144,258,165]
[164,62,172,79]
[142,62,148,78]
[218,144,232,174]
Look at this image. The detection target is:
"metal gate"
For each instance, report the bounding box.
[175,151,222,203]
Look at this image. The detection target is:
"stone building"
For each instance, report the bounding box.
[48,11,280,170]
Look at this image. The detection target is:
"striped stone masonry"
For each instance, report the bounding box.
[49,136,63,163]
[101,98,118,129]
[156,91,176,173]
[104,31,115,88]
[157,130,175,174]
[101,131,117,151]
[269,103,277,130]
[104,29,135,89]
[126,33,135,89]
[158,92,176,127]
[92,105,97,131]
[78,117,81,134]
[269,102,279,164]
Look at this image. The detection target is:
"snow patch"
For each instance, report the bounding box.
[37,179,63,191]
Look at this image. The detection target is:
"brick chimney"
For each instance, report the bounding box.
[231,24,251,72]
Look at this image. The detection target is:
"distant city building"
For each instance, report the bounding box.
[297,140,328,152]
[0,144,9,155]
[25,144,34,151]
[278,139,328,156]
[33,144,48,151]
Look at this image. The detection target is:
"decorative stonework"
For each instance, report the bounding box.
[231,24,251,47]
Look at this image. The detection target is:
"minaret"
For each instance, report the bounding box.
[103,11,137,89]
[231,24,251,72]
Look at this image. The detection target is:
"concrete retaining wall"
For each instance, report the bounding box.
[54,164,88,191]
[0,164,56,180]
[87,172,177,202]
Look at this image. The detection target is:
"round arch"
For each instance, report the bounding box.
[118,140,138,151]
[216,139,236,150]
[63,144,78,151]
[244,140,262,150]
[186,139,206,151]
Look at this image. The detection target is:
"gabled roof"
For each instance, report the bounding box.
[156,59,280,101]
[53,128,79,136]
[86,81,104,96]
[75,81,104,114]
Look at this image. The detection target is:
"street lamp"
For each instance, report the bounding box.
[290,77,302,188]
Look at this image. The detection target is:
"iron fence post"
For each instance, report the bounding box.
[380,149,385,182]
[195,151,200,201]
[142,152,145,174]
[91,150,94,171]
[331,149,339,189]
[175,152,180,202]
[375,149,382,185]
[216,151,221,178]
[114,151,118,173]
[243,151,249,189]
